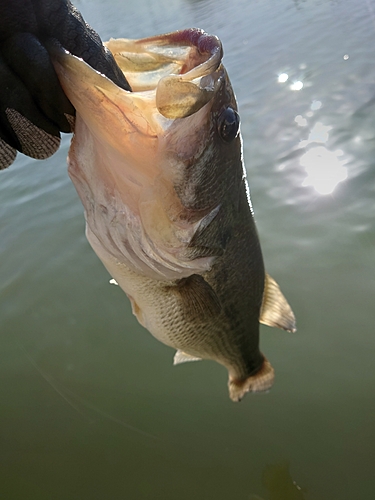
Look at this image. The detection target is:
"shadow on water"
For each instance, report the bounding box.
[250,462,306,500]
[17,344,308,500]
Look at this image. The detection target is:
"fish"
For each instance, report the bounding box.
[51,28,296,402]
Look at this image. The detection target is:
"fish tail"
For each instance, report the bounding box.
[228,358,275,402]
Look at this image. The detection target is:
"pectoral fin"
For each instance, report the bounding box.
[259,274,296,332]
[167,274,221,321]
[174,350,202,365]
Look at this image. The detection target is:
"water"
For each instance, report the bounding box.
[1,1,374,498]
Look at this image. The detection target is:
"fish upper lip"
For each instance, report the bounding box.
[140,27,223,60]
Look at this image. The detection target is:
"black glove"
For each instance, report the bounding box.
[0,0,131,170]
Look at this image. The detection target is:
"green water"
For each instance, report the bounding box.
[1,0,374,498]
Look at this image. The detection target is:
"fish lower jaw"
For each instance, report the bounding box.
[228,358,275,402]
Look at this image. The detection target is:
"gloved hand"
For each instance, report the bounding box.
[0,0,130,170]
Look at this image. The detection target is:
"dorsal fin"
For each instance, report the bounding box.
[259,274,296,332]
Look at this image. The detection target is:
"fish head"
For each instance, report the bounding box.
[52,28,243,281]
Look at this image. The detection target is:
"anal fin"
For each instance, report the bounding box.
[174,350,202,365]
[259,274,296,332]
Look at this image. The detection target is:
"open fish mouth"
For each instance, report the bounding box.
[53,28,225,149]
[105,29,224,119]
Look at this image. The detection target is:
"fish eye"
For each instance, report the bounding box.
[218,107,240,142]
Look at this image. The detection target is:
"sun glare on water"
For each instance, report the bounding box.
[300,146,348,195]
[296,121,348,195]
[278,72,349,196]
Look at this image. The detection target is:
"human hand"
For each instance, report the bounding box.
[0,0,130,169]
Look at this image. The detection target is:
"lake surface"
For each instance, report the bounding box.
[1,0,374,498]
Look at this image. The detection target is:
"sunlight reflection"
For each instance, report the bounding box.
[297,121,348,195]
[290,81,303,91]
[278,73,289,83]
[310,100,322,111]
[295,115,307,127]
[300,147,348,195]
[302,122,331,145]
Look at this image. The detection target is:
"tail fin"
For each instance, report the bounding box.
[228,358,274,402]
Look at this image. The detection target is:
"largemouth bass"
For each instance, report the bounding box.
[52,28,296,401]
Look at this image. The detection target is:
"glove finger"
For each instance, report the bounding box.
[0,0,37,41]
[0,54,61,165]
[60,19,131,91]
[1,33,74,133]
[0,137,17,170]
[36,0,131,91]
